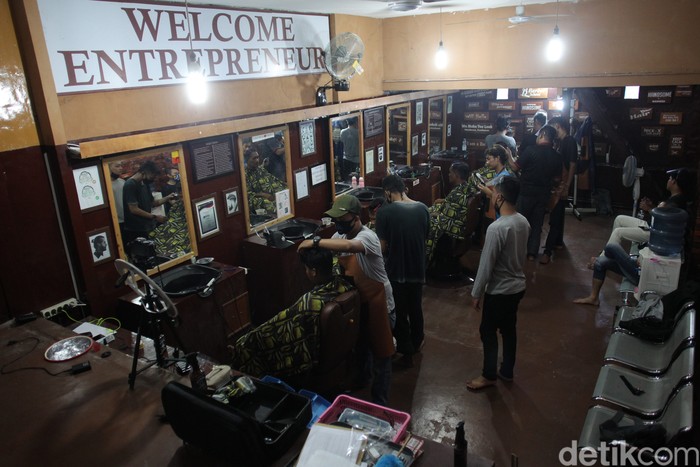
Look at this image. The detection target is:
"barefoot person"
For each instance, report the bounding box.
[573,243,641,306]
[467,176,530,390]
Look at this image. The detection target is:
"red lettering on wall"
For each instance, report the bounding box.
[129,50,156,81]
[156,49,184,79]
[94,50,128,84]
[225,48,244,75]
[122,8,164,41]
[235,15,255,42]
[212,13,233,41]
[205,49,224,76]
[58,50,93,86]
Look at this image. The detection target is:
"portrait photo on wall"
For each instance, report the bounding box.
[193,195,220,240]
[223,187,241,217]
[87,227,113,265]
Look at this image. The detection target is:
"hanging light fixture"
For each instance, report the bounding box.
[545,0,564,62]
[185,1,207,104]
[434,8,448,69]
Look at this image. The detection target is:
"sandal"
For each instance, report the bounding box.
[466,376,496,390]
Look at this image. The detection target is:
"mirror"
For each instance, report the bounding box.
[330,112,363,198]
[102,144,198,272]
[428,97,446,154]
[387,103,411,168]
[238,125,294,234]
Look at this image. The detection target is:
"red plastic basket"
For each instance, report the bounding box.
[317,395,411,443]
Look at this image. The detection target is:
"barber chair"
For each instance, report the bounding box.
[289,289,361,397]
[428,194,483,281]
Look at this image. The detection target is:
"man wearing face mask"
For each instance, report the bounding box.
[298,195,395,405]
[467,176,530,390]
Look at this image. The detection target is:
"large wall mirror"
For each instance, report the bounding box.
[238,125,294,234]
[102,144,198,272]
[428,96,446,154]
[387,103,411,167]
[330,112,363,198]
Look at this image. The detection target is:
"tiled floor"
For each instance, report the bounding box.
[364,213,640,466]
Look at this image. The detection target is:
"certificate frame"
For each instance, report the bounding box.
[294,168,310,201]
[299,120,316,157]
[193,194,220,240]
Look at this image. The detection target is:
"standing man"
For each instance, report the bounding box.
[298,195,395,405]
[109,160,126,237]
[376,175,430,367]
[508,125,562,261]
[485,116,517,155]
[467,176,530,390]
[519,111,548,156]
[340,118,360,180]
[122,161,176,253]
[541,116,578,264]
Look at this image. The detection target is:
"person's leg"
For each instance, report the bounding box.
[526,194,548,258]
[607,215,649,246]
[370,354,392,406]
[407,282,425,351]
[478,294,499,381]
[498,291,525,379]
[603,243,641,285]
[391,282,413,356]
[543,199,566,260]
[574,252,620,305]
[517,194,537,259]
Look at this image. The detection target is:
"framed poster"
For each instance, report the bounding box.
[294,168,310,200]
[411,134,419,156]
[377,145,385,163]
[365,148,375,174]
[73,165,106,212]
[189,135,236,183]
[193,195,220,240]
[87,227,113,265]
[299,120,316,157]
[447,123,452,137]
[363,107,384,138]
[421,132,427,147]
[223,186,241,217]
[415,101,424,125]
[310,163,328,186]
[447,95,453,114]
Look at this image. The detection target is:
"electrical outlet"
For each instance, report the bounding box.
[40,298,80,319]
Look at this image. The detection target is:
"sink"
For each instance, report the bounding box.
[335,182,352,194]
[347,186,384,202]
[155,264,222,297]
[269,219,319,241]
[430,149,467,160]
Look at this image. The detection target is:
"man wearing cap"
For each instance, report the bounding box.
[298,195,395,405]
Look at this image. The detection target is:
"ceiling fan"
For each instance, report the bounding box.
[506,4,562,26]
[384,0,454,13]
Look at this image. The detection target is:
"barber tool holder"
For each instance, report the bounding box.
[161,375,311,465]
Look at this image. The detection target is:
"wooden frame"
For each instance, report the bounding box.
[223,186,241,217]
[363,107,385,138]
[189,134,236,183]
[87,226,114,265]
[299,120,316,157]
[329,112,363,199]
[310,163,328,186]
[193,194,221,240]
[365,147,375,174]
[73,164,106,212]
[412,134,419,156]
[294,167,310,200]
[415,100,424,125]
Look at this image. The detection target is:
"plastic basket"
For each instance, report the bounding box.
[317,394,411,443]
[298,389,331,428]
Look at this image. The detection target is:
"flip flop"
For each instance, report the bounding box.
[466,376,496,390]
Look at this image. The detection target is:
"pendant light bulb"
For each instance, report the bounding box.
[545,25,564,62]
[435,41,448,69]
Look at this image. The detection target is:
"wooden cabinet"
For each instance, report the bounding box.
[117,263,250,363]
[404,166,442,207]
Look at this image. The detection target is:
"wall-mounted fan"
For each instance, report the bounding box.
[316,32,365,106]
[622,154,645,217]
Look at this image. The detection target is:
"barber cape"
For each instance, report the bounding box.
[232,275,354,378]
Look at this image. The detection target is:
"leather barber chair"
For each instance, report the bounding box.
[429,193,483,282]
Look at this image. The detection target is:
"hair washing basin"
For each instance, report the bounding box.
[155,264,222,297]
[269,219,319,241]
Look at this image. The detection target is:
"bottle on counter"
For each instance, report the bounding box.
[358,176,365,188]
[187,353,208,393]
[454,420,467,466]
[351,176,358,188]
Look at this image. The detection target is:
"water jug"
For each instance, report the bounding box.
[649,207,687,256]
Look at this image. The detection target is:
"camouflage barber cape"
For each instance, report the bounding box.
[232,275,354,378]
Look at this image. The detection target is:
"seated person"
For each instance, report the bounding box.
[229,248,354,378]
[426,162,472,263]
[574,243,641,306]
[586,168,692,269]
[244,146,288,216]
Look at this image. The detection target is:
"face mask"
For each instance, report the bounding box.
[335,218,355,235]
[173,174,180,182]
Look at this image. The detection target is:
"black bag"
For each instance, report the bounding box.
[618,315,673,343]
[161,379,311,466]
[599,411,667,449]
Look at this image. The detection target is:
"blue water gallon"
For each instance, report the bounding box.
[649,207,688,256]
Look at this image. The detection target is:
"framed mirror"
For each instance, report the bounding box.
[386,103,411,168]
[238,125,294,234]
[330,112,363,198]
[428,96,446,154]
[102,144,198,273]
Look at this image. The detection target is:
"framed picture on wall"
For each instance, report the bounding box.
[365,148,375,174]
[377,145,385,163]
[447,95,453,114]
[87,226,113,265]
[73,164,106,212]
[416,101,424,125]
[363,107,384,138]
[294,168,310,200]
[299,120,316,157]
[412,134,419,156]
[193,195,220,240]
[421,132,427,146]
[310,163,328,186]
[223,186,241,217]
